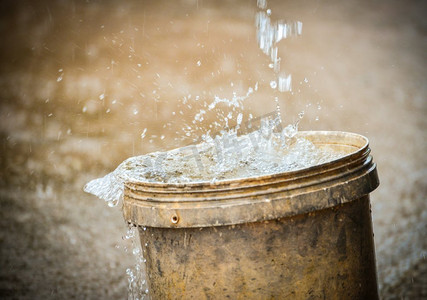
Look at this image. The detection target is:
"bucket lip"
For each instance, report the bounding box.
[123,130,378,228]
[124,130,369,190]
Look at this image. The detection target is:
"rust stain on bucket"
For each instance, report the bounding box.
[123,131,380,299]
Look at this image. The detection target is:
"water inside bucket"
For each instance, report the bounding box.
[84,125,346,207]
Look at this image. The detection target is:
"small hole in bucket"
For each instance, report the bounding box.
[171,215,179,224]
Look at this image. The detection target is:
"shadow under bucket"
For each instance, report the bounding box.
[123,131,380,299]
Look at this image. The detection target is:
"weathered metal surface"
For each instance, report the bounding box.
[123,131,380,299]
[140,196,378,299]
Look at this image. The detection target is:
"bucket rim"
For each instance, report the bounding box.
[124,130,369,190]
[123,130,378,227]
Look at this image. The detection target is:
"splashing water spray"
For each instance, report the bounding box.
[83,1,359,299]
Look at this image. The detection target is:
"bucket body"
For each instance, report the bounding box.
[123,131,380,299]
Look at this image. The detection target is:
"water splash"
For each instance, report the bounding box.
[123,226,149,300]
[188,84,257,142]
[84,171,125,207]
[84,122,345,196]
[83,3,318,299]
[256,0,302,95]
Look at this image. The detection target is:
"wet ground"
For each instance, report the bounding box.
[0,0,426,298]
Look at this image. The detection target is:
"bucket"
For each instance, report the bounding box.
[123,131,380,299]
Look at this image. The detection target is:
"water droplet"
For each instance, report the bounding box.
[107,199,119,207]
[56,75,63,82]
[133,109,139,115]
[237,113,243,126]
[304,77,309,83]
[141,128,147,139]
[278,74,292,92]
[197,60,201,66]
[82,106,87,113]
[270,80,277,89]
[283,124,297,139]
[266,9,271,16]
[99,93,105,100]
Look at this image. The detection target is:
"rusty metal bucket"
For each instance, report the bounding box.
[123,131,380,299]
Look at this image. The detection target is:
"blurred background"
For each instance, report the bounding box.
[0,0,426,298]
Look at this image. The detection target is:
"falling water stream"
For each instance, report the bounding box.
[84,1,346,298]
